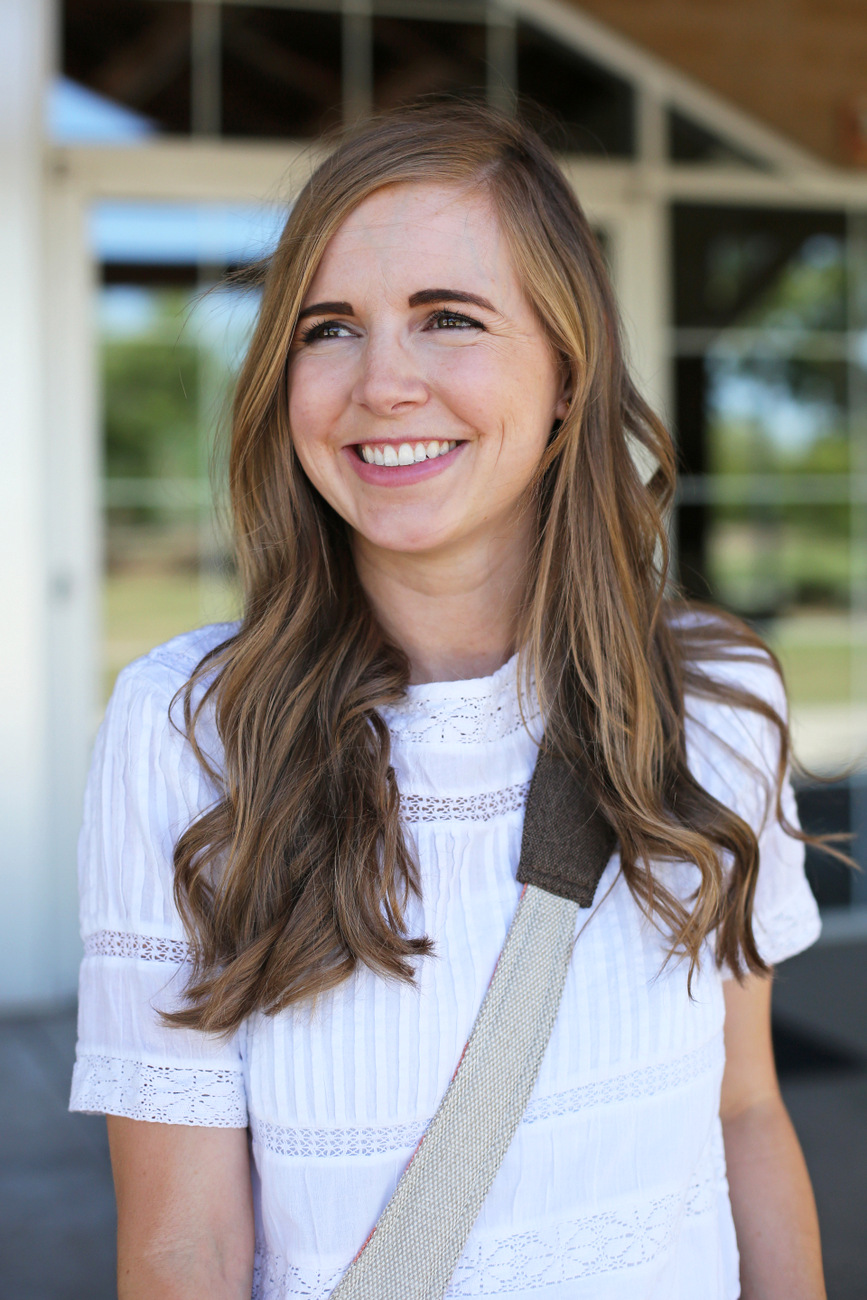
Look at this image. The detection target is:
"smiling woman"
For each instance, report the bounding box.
[70,103,828,1300]
[286,182,569,669]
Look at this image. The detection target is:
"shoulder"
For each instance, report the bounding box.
[680,642,787,833]
[113,622,240,703]
[79,625,239,934]
[668,605,786,731]
[97,622,239,789]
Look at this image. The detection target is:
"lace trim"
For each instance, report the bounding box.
[400,781,530,823]
[70,1053,247,1127]
[253,1252,343,1300]
[382,681,540,746]
[84,929,190,963]
[250,1038,722,1159]
[252,1113,428,1159]
[522,1037,722,1126]
[251,1162,715,1298]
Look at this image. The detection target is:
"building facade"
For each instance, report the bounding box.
[4,0,867,1008]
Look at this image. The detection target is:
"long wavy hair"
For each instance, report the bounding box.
[167,102,808,1033]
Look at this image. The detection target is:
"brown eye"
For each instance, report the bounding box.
[299,320,354,342]
[429,311,483,331]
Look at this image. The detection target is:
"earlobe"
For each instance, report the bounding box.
[554,364,572,423]
[553,392,571,422]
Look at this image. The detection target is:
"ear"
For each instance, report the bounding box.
[554,356,572,422]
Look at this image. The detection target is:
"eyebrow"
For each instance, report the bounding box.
[407,288,498,313]
[295,288,499,322]
[296,300,353,321]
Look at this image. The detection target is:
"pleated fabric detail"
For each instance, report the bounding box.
[70,623,821,1300]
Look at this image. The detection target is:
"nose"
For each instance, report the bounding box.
[350,330,429,417]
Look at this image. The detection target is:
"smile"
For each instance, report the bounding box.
[356,440,459,466]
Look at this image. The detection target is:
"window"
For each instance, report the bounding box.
[373,18,488,110]
[672,205,867,905]
[92,201,282,697]
[221,6,343,139]
[668,109,767,168]
[62,0,193,134]
[516,22,634,156]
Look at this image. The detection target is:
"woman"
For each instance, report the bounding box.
[71,104,826,1299]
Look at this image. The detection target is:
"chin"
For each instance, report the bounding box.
[356,521,458,556]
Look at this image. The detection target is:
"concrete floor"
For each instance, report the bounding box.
[1,940,865,1300]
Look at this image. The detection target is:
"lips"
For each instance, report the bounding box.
[356,439,459,466]
[345,437,465,486]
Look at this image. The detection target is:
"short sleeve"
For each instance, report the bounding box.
[685,653,822,973]
[69,642,248,1127]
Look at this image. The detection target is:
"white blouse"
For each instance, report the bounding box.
[70,623,821,1300]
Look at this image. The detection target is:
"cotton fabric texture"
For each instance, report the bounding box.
[70,624,821,1300]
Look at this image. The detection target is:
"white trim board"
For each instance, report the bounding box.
[57,143,867,210]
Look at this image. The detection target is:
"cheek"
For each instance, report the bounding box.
[448,348,559,450]
[287,361,345,452]
[432,348,531,432]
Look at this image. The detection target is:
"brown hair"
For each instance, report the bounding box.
[167,102,808,1033]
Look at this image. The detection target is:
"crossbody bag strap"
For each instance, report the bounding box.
[329,745,616,1300]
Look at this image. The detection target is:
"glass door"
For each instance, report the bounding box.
[92,200,282,697]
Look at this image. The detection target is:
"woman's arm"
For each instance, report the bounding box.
[721,973,825,1300]
[107,1116,255,1300]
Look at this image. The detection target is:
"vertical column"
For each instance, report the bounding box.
[615,200,673,429]
[342,0,373,125]
[636,83,667,169]
[487,7,517,115]
[42,158,100,1003]
[192,0,222,138]
[0,0,55,1006]
[847,210,867,906]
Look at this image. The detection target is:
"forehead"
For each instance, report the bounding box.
[307,181,518,295]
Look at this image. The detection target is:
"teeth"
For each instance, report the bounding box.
[359,440,459,465]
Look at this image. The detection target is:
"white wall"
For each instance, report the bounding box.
[0,0,91,1010]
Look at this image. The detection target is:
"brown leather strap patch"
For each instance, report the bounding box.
[516,745,617,907]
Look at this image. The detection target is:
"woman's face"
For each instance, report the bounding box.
[287,182,569,564]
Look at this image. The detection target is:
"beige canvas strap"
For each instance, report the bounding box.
[329,745,616,1300]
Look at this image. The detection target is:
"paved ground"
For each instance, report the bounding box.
[1,940,865,1300]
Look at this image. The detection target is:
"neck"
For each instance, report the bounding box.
[352,523,532,685]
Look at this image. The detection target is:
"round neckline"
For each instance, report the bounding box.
[402,651,520,706]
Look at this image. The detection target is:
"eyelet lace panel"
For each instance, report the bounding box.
[382,691,540,746]
[251,1155,716,1298]
[84,929,190,962]
[252,1114,428,1159]
[683,1154,717,1219]
[250,1037,722,1159]
[522,1037,722,1126]
[400,781,531,824]
[70,1053,247,1126]
[446,1193,686,1294]
[253,1252,343,1300]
